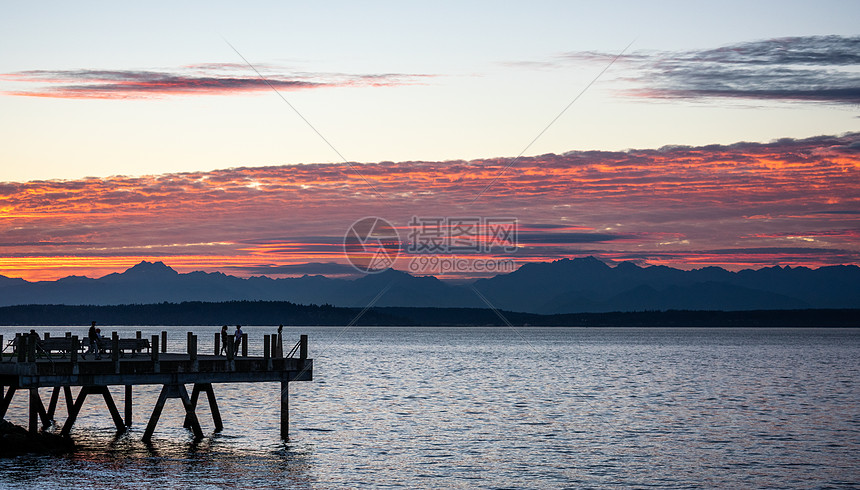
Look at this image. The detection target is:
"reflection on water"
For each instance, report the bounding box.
[1,326,858,488]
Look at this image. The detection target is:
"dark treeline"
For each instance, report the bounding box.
[0,301,857,327]
[0,301,405,326]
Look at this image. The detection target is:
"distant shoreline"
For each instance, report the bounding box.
[0,302,856,327]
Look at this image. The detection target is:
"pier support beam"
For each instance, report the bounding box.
[280,380,289,440]
[125,385,133,426]
[46,385,74,422]
[28,388,50,434]
[143,384,203,443]
[0,386,15,419]
[184,383,223,432]
[61,386,126,437]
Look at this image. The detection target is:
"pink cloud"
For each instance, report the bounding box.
[1,65,432,99]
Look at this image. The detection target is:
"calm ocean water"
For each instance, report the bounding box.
[1,326,858,488]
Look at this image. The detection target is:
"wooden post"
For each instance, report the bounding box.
[226,336,234,361]
[186,332,196,360]
[27,334,36,362]
[0,335,3,360]
[214,333,220,356]
[136,331,142,354]
[111,332,120,364]
[280,380,289,440]
[16,334,25,362]
[151,335,159,361]
[161,331,167,353]
[29,388,39,434]
[264,335,271,370]
[241,333,248,357]
[71,335,79,364]
[125,385,133,426]
[300,334,308,359]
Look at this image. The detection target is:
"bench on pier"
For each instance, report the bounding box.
[81,338,151,358]
[5,335,151,359]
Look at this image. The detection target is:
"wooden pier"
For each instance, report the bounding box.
[0,330,312,442]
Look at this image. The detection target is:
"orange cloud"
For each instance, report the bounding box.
[1,133,858,280]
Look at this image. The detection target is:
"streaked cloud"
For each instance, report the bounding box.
[0,64,432,99]
[553,36,860,105]
[0,133,857,279]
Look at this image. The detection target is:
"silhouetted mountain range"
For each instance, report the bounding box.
[1,257,858,313]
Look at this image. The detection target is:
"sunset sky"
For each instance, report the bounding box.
[1,1,858,281]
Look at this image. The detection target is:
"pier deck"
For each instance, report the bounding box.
[0,330,312,442]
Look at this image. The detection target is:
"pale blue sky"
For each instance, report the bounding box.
[1,1,858,182]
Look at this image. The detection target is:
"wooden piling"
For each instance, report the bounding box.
[29,388,39,434]
[125,385,133,426]
[71,335,79,364]
[161,331,167,353]
[111,332,120,364]
[15,334,24,362]
[214,333,220,356]
[241,333,248,357]
[27,335,36,362]
[151,335,159,361]
[280,381,289,440]
[300,334,308,360]
[264,335,271,370]
[189,334,198,362]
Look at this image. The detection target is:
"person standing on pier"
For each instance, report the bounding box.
[234,325,244,356]
[220,325,229,355]
[86,321,100,359]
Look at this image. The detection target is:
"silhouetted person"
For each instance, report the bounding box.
[277,324,283,357]
[220,325,229,355]
[95,328,104,359]
[234,325,244,356]
[86,321,100,359]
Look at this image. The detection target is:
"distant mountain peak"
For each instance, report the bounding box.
[112,260,179,279]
